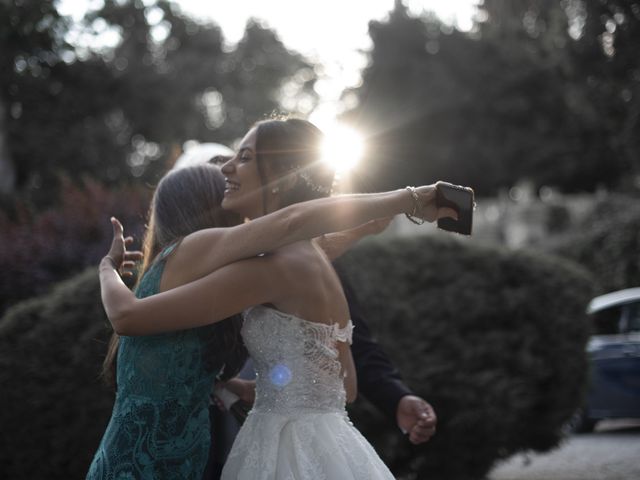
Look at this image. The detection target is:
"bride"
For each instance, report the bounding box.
[98,118,456,479]
[218,119,391,479]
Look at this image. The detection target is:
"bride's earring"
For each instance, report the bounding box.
[271,186,280,194]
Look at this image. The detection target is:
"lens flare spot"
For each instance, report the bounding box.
[269,364,292,387]
[320,123,364,174]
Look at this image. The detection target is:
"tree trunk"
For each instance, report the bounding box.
[0,96,15,195]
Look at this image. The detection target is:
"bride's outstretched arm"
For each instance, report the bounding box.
[171,185,454,284]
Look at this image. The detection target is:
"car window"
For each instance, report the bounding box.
[626,301,640,333]
[590,305,622,335]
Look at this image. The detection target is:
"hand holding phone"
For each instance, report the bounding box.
[435,181,475,235]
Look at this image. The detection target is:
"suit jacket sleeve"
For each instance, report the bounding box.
[335,266,412,420]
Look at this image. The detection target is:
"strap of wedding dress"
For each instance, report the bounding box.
[333,320,354,345]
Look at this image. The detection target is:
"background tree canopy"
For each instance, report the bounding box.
[0,0,637,322]
[343,0,640,195]
[0,0,317,205]
[2,0,639,203]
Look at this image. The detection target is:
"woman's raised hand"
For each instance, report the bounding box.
[103,217,143,277]
[412,184,459,223]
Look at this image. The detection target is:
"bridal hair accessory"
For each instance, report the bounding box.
[299,171,332,195]
[404,186,425,225]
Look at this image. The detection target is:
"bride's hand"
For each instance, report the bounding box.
[413,185,459,223]
[103,217,143,277]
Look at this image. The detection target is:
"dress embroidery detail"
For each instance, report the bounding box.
[87,247,219,480]
[221,305,393,479]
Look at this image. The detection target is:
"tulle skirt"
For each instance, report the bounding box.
[221,410,395,480]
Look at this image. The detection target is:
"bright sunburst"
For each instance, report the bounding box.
[320,123,364,175]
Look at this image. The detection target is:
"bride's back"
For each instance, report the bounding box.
[267,240,350,328]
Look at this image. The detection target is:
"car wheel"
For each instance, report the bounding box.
[569,408,597,434]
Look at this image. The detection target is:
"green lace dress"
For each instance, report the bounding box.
[87,247,218,479]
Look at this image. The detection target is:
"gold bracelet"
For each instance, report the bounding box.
[404,186,425,225]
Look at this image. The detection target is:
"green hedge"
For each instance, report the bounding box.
[0,269,113,479]
[0,236,595,479]
[337,235,595,480]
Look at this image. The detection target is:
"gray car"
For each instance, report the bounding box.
[574,288,640,432]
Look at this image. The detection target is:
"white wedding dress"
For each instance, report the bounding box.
[221,305,395,480]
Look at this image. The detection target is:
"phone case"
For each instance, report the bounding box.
[435,181,475,235]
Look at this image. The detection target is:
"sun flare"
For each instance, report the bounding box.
[320,124,364,175]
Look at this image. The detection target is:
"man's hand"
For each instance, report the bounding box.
[220,378,256,406]
[396,395,437,445]
[317,216,394,261]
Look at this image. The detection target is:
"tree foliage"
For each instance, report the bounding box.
[0,178,149,315]
[0,0,317,204]
[543,193,640,293]
[343,0,640,195]
[0,269,113,479]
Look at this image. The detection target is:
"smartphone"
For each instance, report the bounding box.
[435,181,475,235]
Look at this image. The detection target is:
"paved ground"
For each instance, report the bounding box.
[488,419,640,480]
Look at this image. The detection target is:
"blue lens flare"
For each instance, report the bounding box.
[269,364,292,387]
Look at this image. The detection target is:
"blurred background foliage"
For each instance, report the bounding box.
[344,0,640,195]
[543,193,640,293]
[0,0,317,205]
[0,178,148,313]
[2,0,639,203]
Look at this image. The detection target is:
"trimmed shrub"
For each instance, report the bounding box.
[543,194,640,293]
[0,269,113,479]
[0,235,595,479]
[336,235,595,480]
[0,178,149,315]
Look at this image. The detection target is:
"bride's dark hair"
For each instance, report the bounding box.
[102,163,247,386]
[254,118,335,214]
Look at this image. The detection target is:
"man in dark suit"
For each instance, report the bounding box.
[338,265,437,444]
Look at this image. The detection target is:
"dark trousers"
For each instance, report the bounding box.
[201,405,242,480]
[201,360,255,480]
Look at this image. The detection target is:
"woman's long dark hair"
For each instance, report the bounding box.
[102,163,247,386]
[254,118,334,213]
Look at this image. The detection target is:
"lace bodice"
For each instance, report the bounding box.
[223,306,395,479]
[241,305,354,415]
